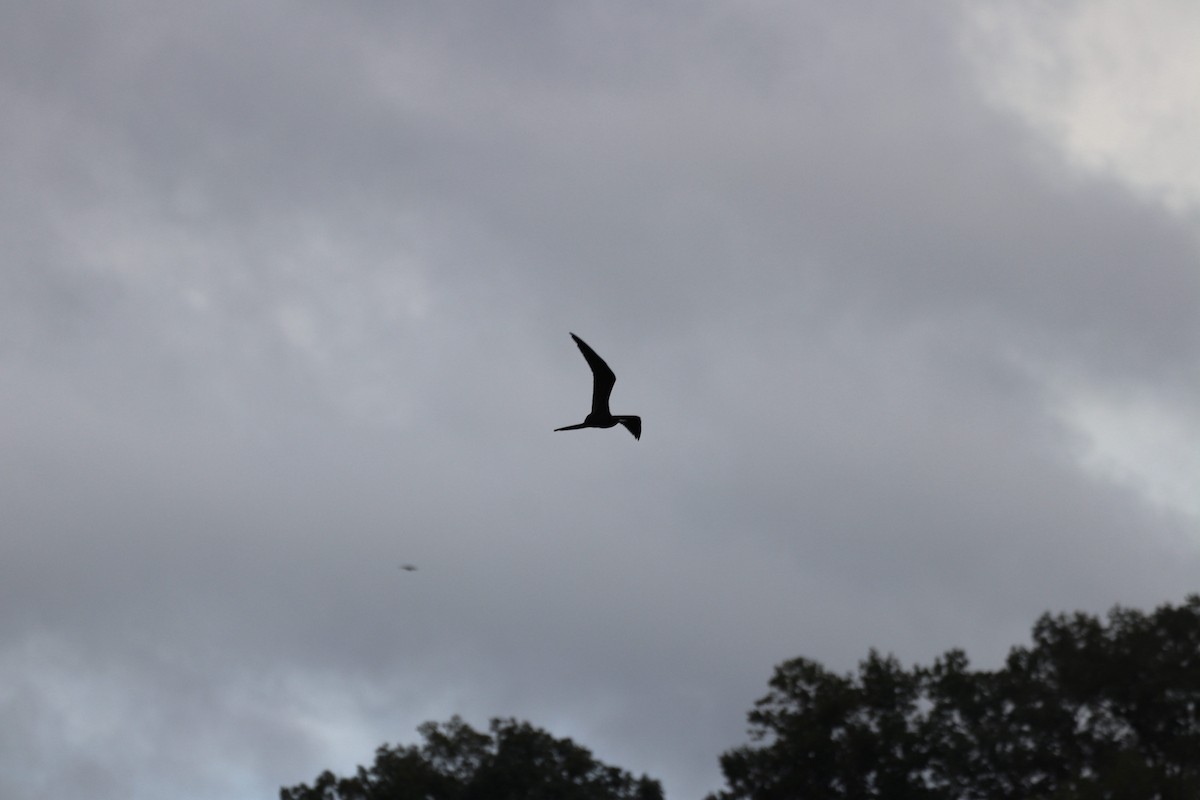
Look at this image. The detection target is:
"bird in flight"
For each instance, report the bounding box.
[555,333,641,440]
[399,564,418,572]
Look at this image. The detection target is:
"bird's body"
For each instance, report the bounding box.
[555,333,641,440]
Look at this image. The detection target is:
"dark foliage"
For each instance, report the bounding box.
[711,595,1200,800]
[281,716,663,800]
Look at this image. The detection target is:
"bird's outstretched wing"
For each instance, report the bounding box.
[570,333,616,417]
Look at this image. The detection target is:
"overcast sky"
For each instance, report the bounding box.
[2,2,1199,798]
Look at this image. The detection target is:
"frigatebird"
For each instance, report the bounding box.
[555,333,641,440]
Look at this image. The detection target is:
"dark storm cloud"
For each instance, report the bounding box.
[2,3,1197,799]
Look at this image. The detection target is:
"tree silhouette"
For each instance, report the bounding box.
[281,716,663,800]
[710,595,1200,800]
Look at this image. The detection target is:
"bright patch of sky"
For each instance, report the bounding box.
[964,1,1200,525]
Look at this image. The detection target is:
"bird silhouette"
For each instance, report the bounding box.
[555,333,641,440]
[399,564,418,572]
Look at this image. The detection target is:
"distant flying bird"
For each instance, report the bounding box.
[399,564,417,572]
[555,333,641,440]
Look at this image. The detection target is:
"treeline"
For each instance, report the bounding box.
[280,716,663,800]
[283,594,1200,800]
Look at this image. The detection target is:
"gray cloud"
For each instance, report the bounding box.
[2,3,1197,799]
